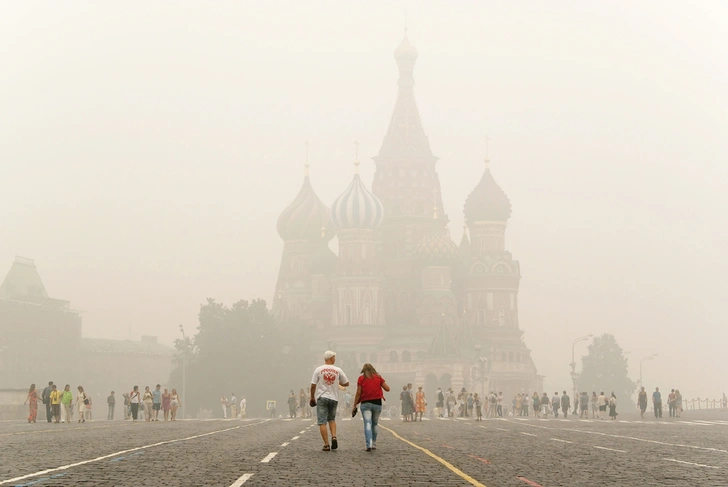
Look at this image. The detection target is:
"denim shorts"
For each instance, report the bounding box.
[316,397,338,425]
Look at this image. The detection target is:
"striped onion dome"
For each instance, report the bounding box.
[277,175,334,241]
[330,174,384,231]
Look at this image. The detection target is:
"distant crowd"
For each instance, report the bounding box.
[23,382,183,424]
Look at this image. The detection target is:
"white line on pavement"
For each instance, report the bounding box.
[563,428,728,454]
[593,446,626,453]
[291,436,300,440]
[229,473,254,486]
[0,420,270,486]
[521,432,537,437]
[260,452,278,463]
[299,430,306,433]
[496,428,508,432]
[665,459,721,469]
[550,438,573,444]
[281,442,289,447]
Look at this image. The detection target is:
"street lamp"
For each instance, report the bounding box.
[639,354,658,389]
[179,324,187,420]
[570,334,593,400]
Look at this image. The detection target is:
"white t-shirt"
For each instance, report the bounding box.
[598,394,607,407]
[130,391,140,404]
[240,399,246,409]
[311,365,349,401]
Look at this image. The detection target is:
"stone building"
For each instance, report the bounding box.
[0,256,174,416]
[273,33,543,399]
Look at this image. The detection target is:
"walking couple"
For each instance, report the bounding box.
[310,351,390,452]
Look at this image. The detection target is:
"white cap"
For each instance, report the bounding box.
[324,350,336,360]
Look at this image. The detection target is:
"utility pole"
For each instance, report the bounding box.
[179,324,187,420]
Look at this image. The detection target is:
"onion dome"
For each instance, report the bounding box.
[463,161,512,222]
[394,31,418,64]
[414,229,460,266]
[331,169,384,231]
[277,173,334,241]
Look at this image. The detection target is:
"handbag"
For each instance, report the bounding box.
[83,394,90,405]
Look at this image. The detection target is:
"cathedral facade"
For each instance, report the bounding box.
[273,34,542,399]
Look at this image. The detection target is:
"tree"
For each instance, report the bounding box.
[576,334,636,403]
[169,298,316,417]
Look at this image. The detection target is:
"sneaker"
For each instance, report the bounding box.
[366,447,372,452]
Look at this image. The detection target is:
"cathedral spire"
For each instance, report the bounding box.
[375,31,435,162]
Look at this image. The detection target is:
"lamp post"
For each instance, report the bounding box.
[639,354,658,389]
[179,324,187,420]
[570,334,593,401]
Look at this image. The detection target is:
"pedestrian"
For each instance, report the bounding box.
[561,391,571,419]
[668,389,676,418]
[597,391,607,420]
[288,391,297,418]
[42,381,53,423]
[652,387,663,418]
[142,386,154,422]
[400,386,410,421]
[122,392,131,420]
[407,384,416,421]
[530,392,539,417]
[573,392,579,416]
[590,392,598,419]
[86,395,93,421]
[239,395,246,419]
[352,363,390,451]
[61,385,73,424]
[609,392,618,420]
[487,392,495,418]
[551,392,560,418]
[580,391,589,418]
[162,388,171,421]
[436,387,444,417]
[675,389,682,417]
[310,350,350,452]
[539,392,551,418]
[49,384,61,423]
[130,386,141,421]
[474,393,483,421]
[415,386,426,421]
[24,383,38,423]
[497,392,503,417]
[515,394,522,417]
[107,391,116,420]
[221,395,228,419]
[299,389,307,418]
[152,385,162,421]
[231,393,238,418]
[170,388,181,421]
[637,387,648,419]
[76,386,88,423]
[447,389,456,417]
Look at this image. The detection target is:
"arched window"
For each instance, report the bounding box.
[509,352,514,362]
[389,350,399,363]
[516,352,521,362]
[401,350,411,363]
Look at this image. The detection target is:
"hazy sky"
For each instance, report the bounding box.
[2,2,726,397]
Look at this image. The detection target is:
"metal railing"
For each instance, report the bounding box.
[673,398,727,411]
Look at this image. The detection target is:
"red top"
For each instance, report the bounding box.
[358,374,385,402]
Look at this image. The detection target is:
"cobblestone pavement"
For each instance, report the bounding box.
[1,415,726,486]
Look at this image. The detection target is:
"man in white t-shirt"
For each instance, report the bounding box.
[240,396,246,419]
[310,350,349,451]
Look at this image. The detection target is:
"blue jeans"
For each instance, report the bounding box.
[360,402,382,449]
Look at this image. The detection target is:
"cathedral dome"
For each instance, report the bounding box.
[394,31,418,63]
[414,228,460,266]
[277,175,334,241]
[331,173,384,231]
[463,164,512,222]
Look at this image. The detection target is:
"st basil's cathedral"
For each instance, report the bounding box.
[273,33,543,397]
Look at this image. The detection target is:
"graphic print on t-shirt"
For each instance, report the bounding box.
[323,369,337,386]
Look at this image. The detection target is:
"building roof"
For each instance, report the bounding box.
[0,257,48,299]
[331,174,384,231]
[464,162,512,222]
[428,321,459,357]
[81,337,175,356]
[375,32,435,162]
[277,173,334,242]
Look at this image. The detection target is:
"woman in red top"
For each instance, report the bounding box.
[353,363,391,452]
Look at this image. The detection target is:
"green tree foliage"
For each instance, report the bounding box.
[576,334,636,402]
[170,298,317,417]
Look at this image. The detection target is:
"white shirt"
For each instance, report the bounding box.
[598,394,607,406]
[240,399,246,409]
[311,364,349,401]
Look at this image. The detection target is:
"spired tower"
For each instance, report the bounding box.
[328,157,386,348]
[459,156,540,394]
[372,32,446,326]
[273,156,335,329]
